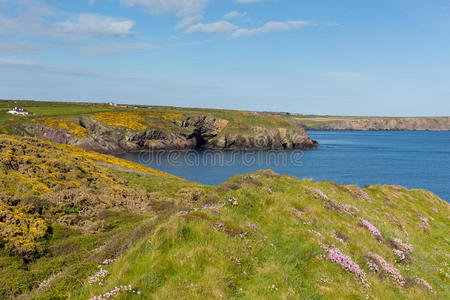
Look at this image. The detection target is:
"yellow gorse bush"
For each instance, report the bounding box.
[0,204,48,260]
[92,111,184,131]
[38,117,88,137]
[92,112,147,130]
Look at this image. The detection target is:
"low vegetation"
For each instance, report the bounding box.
[0,134,448,299]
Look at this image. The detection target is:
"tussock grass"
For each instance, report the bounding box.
[72,172,448,299]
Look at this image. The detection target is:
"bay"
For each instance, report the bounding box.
[116,131,450,201]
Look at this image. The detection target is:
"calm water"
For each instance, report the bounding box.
[116,131,450,201]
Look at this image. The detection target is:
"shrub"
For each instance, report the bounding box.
[0,203,49,260]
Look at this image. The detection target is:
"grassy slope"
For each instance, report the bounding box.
[0,135,448,299]
[69,172,449,299]
[0,135,205,299]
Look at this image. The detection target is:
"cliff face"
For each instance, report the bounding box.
[28,114,317,154]
[297,117,450,131]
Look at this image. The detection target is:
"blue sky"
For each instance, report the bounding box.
[0,0,449,116]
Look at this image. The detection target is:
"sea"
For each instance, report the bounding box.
[116,131,450,201]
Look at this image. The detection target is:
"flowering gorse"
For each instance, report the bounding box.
[367,252,405,286]
[319,243,369,287]
[360,218,383,241]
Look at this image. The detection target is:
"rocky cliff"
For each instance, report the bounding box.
[291,117,450,131]
[25,113,318,153]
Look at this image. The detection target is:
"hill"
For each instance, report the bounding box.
[0,135,448,299]
[0,100,317,153]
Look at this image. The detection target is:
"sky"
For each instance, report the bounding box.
[0,0,449,116]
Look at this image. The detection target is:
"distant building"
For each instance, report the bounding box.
[7,106,29,115]
[107,102,117,107]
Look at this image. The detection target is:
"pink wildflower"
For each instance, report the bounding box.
[416,277,434,293]
[387,185,402,191]
[307,229,324,239]
[367,252,405,286]
[320,243,369,287]
[360,218,383,240]
[247,222,258,231]
[392,238,413,253]
[393,249,406,262]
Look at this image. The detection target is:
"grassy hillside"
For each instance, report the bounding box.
[0,99,298,138]
[0,135,448,299]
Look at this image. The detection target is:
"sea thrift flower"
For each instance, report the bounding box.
[387,185,401,191]
[320,243,369,287]
[392,238,413,253]
[88,284,142,300]
[247,222,258,231]
[202,205,222,214]
[309,188,359,216]
[367,262,379,273]
[360,218,383,240]
[416,277,435,293]
[419,215,429,226]
[393,249,406,262]
[367,252,405,286]
[310,188,329,200]
[88,267,109,286]
[176,210,190,217]
[215,222,226,231]
[308,229,324,239]
[359,190,371,202]
[228,197,238,206]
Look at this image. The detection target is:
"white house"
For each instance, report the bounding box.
[7,106,29,115]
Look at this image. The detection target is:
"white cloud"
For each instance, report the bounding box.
[175,15,203,29]
[76,42,156,56]
[0,1,135,38]
[52,14,134,37]
[121,0,209,28]
[121,0,208,16]
[186,21,238,34]
[0,41,38,54]
[232,20,311,38]
[223,11,246,20]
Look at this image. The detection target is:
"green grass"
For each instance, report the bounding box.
[68,172,449,299]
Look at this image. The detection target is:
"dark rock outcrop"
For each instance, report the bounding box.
[31,115,318,154]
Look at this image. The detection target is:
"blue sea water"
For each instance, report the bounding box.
[116,131,450,201]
